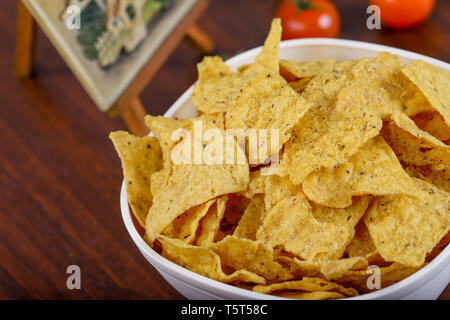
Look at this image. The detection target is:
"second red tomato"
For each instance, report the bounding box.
[275,0,340,40]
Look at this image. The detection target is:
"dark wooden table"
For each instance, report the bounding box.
[0,0,448,299]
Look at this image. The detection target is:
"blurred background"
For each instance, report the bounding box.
[0,0,448,299]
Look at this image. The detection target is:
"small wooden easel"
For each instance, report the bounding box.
[15,0,214,136]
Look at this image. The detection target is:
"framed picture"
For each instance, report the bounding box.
[22,0,198,111]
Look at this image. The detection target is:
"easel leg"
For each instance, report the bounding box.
[186,24,214,53]
[15,1,36,78]
[117,97,149,137]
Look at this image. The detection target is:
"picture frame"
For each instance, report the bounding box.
[21,0,199,112]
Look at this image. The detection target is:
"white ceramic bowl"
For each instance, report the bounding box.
[121,38,450,300]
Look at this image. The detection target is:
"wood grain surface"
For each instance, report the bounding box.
[1,0,448,299]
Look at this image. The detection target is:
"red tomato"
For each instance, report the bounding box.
[275,0,340,40]
[370,0,435,29]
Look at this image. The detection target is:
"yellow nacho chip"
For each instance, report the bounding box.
[195,195,228,246]
[158,236,265,284]
[191,19,281,114]
[303,136,421,208]
[144,117,249,242]
[198,112,225,130]
[197,56,231,82]
[364,178,449,267]
[146,157,248,242]
[278,255,368,280]
[252,18,282,73]
[402,60,450,126]
[412,112,450,142]
[257,191,351,261]
[192,64,254,114]
[391,111,449,148]
[287,78,311,93]
[240,170,267,198]
[253,277,358,297]
[280,79,382,184]
[351,53,433,118]
[110,131,163,228]
[346,221,378,260]
[277,255,320,278]
[211,235,292,282]
[336,263,422,293]
[405,164,450,193]
[318,257,368,280]
[163,199,215,244]
[145,116,191,167]
[311,196,371,231]
[214,194,250,242]
[233,195,265,240]
[225,71,312,164]
[280,59,336,79]
[264,174,298,212]
[383,112,450,166]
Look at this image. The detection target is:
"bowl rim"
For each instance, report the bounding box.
[120,38,450,300]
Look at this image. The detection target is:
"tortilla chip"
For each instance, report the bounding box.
[311,196,371,231]
[364,178,450,267]
[253,277,358,297]
[345,221,380,262]
[391,111,449,148]
[197,56,231,82]
[145,116,191,167]
[280,79,382,184]
[264,174,299,212]
[144,118,249,242]
[405,164,450,193]
[427,231,450,262]
[280,59,336,79]
[302,136,421,208]
[257,191,351,261]
[191,19,281,114]
[233,195,265,240]
[192,62,254,114]
[163,199,216,243]
[411,112,450,142]
[110,131,163,227]
[158,236,265,284]
[225,71,312,164]
[198,112,225,130]
[336,263,422,293]
[252,18,282,73]
[240,170,267,198]
[195,195,228,246]
[146,157,248,242]
[288,78,311,93]
[211,235,292,282]
[278,255,368,280]
[214,194,250,242]
[383,112,450,166]
[402,60,450,126]
[351,53,431,118]
[277,255,321,278]
[318,257,369,280]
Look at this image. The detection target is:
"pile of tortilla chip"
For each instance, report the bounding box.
[110,19,450,300]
